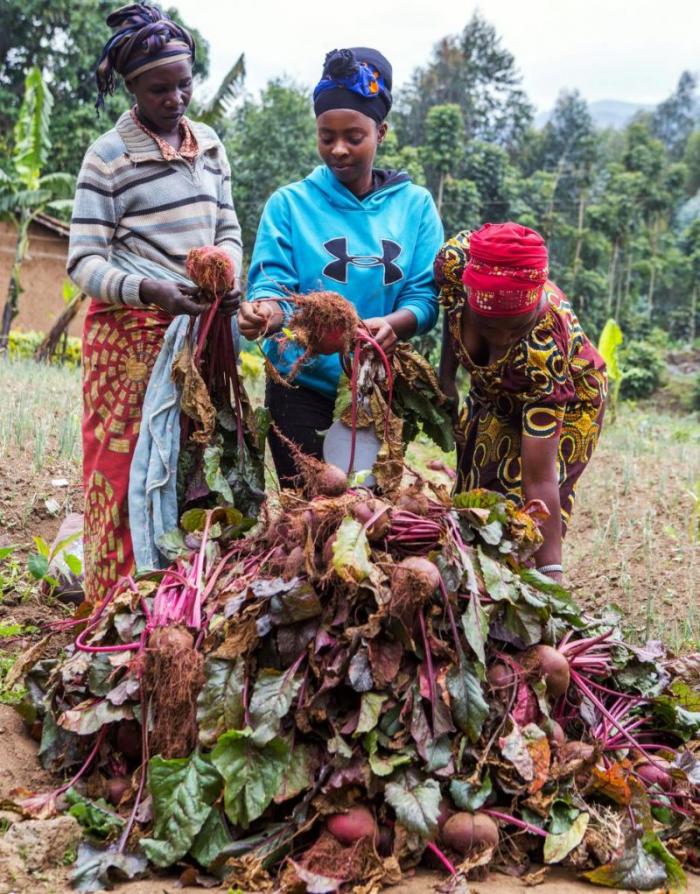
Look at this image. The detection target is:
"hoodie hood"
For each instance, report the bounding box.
[306,164,410,210]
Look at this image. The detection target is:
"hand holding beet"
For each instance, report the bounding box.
[360,317,398,354]
[239,299,284,339]
[139,279,211,316]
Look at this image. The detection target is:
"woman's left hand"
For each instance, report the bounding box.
[360,317,398,354]
[219,288,242,316]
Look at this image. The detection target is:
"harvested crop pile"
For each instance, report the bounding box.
[7,479,700,892]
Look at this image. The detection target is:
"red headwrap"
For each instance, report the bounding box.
[463,222,549,317]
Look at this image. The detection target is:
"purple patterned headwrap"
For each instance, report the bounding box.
[96,3,195,111]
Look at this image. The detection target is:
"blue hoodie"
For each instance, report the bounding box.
[247,164,444,398]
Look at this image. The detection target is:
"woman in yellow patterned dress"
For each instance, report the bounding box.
[436,223,607,581]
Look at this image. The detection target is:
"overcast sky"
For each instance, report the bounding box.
[175,0,700,113]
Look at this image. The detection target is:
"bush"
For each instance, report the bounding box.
[7,330,82,368]
[692,373,700,411]
[620,340,665,400]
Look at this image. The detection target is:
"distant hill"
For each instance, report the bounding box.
[535,99,654,130]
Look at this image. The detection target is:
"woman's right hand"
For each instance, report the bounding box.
[140,279,208,316]
[238,300,284,339]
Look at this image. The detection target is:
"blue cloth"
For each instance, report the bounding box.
[128,315,188,572]
[246,164,444,399]
[129,314,242,572]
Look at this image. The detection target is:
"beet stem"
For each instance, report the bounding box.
[425,841,457,875]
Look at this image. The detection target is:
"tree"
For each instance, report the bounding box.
[651,70,698,159]
[0,0,210,175]
[397,12,533,151]
[225,80,318,255]
[683,130,700,197]
[0,67,75,349]
[422,104,464,212]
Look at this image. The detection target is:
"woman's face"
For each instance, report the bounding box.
[316,109,387,193]
[468,294,544,349]
[127,59,193,134]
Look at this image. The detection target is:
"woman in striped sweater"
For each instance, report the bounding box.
[67,3,242,601]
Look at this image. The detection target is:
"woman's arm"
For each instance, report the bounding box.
[521,432,563,578]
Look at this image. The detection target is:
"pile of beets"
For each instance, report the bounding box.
[9,460,700,893]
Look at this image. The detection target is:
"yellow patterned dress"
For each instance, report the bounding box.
[435,233,607,534]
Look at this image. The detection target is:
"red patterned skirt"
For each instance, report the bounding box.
[82,300,169,602]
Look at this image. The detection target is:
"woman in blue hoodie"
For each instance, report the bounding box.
[239,47,444,484]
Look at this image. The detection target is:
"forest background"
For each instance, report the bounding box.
[2,0,700,402]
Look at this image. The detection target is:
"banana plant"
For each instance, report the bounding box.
[0,66,75,350]
[597,317,624,419]
[190,53,246,126]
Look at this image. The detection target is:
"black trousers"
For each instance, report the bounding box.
[265,380,335,487]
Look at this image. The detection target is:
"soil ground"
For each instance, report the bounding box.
[1,360,699,893]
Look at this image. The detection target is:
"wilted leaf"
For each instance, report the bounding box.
[332,518,372,583]
[591,761,633,805]
[59,698,133,735]
[385,775,440,840]
[446,661,489,743]
[544,812,589,864]
[348,647,374,692]
[140,752,222,867]
[584,831,686,892]
[288,860,343,893]
[71,843,147,892]
[249,668,302,745]
[367,638,403,687]
[269,582,321,625]
[211,728,290,828]
[196,657,245,747]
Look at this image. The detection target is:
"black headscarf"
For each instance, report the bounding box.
[313,47,393,123]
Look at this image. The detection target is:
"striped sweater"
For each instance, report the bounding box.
[67,110,242,307]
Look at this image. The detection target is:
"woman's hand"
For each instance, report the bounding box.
[360,317,398,354]
[140,279,209,316]
[219,288,242,316]
[238,299,284,339]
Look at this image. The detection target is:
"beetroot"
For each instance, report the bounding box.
[326,806,377,845]
[396,489,431,517]
[185,246,235,296]
[148,625,194,652]
[391,557,441,599]
[351,498,391,541]
[547,720,567,747]
[316,327,348,355]
[441,811,500,855]
[523,644,570,698]
[559,740,596,767]
[283,546,306,580]
[487,662,516,696]
[636,760,673,791]
[115,720,142,762]
[315,464,348,498]
[106,776,131,806]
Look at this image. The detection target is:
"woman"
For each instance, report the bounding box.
[68,3,241,601]
[436,224,607,581]
[239,47,443,484]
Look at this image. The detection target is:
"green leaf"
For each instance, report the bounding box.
[189,807,230,868]
[584,831,686,892]
[544,812,589,864]
[181,508,207,532]
[203,440,234,504]
[211,728,290,829]
[248,668,303,746]
[196,658,245,747]
[461,592,488,665]
[64,553,83,576]
[199,53,246,123]
[385,775,441,840]
[446,661,489,743]
[597,318,623,382]
[354,692,387,737]
[450,773,493,811]
[71,843,147,892]
[140,752,222,867]
[477,547,518,601]
[28,553,49,580]
[14,67,53,186]
[274,742,319,803]
[332,517,372,583]
[33,535,50,556]
[0,545,18,560]
[65,788,124,839]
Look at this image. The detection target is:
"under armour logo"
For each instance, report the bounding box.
[322,237,403,286]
